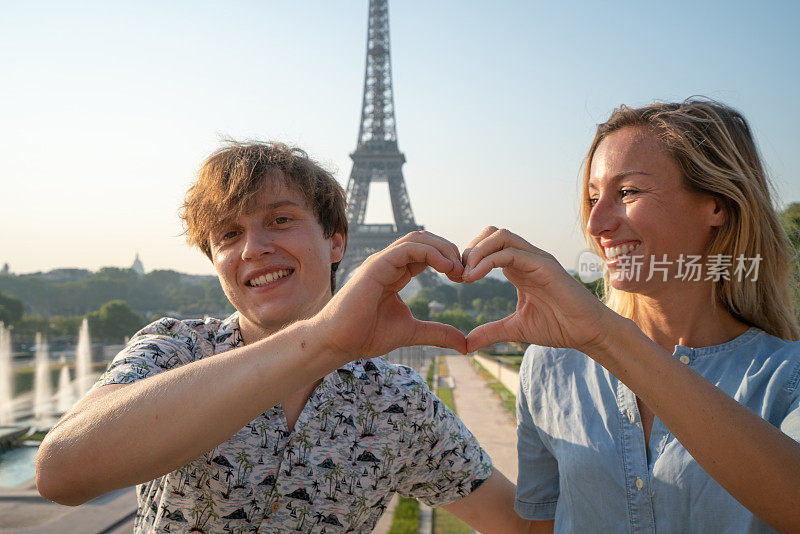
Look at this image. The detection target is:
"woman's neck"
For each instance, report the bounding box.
[631,286,749,352]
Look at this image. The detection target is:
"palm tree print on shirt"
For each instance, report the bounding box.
[94,314,492,533]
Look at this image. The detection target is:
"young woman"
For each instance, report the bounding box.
[462,99,800,533]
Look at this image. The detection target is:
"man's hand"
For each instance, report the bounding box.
[461,227,615,354]
[314,231,468,361]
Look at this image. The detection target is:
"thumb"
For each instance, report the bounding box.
[466,318,515,353]
[409,320,467,354]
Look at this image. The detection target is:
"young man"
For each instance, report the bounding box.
[36,142,529,533]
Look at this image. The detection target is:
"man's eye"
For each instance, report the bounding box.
[219,230,239,241]
[274,216,290,225]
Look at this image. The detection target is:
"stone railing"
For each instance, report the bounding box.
[473,354,519,396]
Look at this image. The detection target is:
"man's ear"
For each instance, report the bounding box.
[329,232,345,263]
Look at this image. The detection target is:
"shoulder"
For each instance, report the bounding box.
[120,314,240,367]
[520,344,592,391]
[341,357,428,390]
[336,358,433,413]
[744,330,800,392]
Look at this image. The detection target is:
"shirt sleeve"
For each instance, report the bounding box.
[394,378,493,507]
[514,347,559,520]
[92,317,196,390]
[779,359,800,443]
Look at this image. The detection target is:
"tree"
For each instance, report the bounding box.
[458,277,516,308]
[780,202,800,323]
[417,284,458,307]
[781,202,800,250]
[434,309,477,333]
[406,297,429,321]
[0,291,23,325]
[87,299,145,342]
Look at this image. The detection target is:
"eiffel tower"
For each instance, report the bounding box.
[337,0,437,286]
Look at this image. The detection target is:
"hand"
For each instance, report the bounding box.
[462,227,616,353]
[314,231,468,361]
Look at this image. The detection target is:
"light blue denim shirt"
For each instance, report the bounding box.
[515,328,800,533]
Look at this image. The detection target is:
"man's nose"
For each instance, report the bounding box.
[586,194,620,237]
[241,230,276,261]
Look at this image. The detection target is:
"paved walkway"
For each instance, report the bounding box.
[0,482,137,533]
[442,355,518,484]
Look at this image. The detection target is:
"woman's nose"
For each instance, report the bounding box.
[586,194,621,237]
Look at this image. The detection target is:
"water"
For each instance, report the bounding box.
[0,322,96,490]
[56,357,73,413]
[75,318,92,398]
[33,334,53,422]
[0,323,12,425]
[0,444,37,487]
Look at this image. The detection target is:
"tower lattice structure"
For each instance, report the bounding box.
[338,0,436,286]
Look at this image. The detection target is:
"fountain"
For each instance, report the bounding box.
[33,333,53,423]
[0,323,13,425]
[75,317,93,398]
[56,357,73,414]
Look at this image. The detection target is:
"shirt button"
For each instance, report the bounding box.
[679,355,691,364]
[635,477,644,490]
[627,409,635,423]
[271,500,281,513]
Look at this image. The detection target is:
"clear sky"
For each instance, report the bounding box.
[1,0,798,276]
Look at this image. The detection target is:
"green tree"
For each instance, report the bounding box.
[87,299,145,342]
[406,297,430,321]
[780,202,800,323]
[470,298,483,312]
[417,284,458,307]
[0,291,24,325]
[434,309,477,333]
[457,277,516,308]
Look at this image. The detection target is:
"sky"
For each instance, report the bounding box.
[1,0,798,276]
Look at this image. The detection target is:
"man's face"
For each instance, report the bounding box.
[209,178,345,342]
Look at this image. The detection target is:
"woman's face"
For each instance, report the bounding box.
[586,126,724,295]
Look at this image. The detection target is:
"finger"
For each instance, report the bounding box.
[397,231,464,278]
[461,226,499,266]
[466,319,515,353]
[463,247,545,283]
[376,241,459,285]
[463,228,541,275]
[409,319,467,355]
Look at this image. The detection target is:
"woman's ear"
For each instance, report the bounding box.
[709,196,727,228]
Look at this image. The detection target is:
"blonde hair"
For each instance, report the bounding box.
[580,98,799,341]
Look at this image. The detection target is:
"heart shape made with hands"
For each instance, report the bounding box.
[403,260,516,355]
[406,249,516,354]
[360,226,581,356]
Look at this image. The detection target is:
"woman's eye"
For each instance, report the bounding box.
[588,198,599,208]
[274,216,290,225]
[620,189,639,198]
[220,230,238,241]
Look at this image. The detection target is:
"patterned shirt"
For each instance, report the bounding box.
[94,313,492,534]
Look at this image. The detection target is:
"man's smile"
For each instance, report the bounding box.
[246,268,295,287]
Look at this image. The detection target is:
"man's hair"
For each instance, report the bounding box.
[579,98,799,340]
[181,141,348,293]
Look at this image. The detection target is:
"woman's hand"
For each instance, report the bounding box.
[461,226,618,353]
